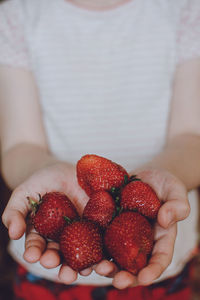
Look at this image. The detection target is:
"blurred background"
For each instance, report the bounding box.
[0,3,15,298]
[0,175,15,300]
[0,0,18,298]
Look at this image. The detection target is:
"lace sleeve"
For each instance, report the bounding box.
[177,0,200,64]
[0,0,30,68]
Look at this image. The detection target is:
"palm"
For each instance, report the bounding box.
[3,162,91,282]
[22,162,89,215]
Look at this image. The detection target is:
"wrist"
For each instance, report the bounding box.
[138,157,189,191]
[1,142,58,189]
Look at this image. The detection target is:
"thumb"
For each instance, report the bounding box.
[158,195,190,229]
[2,208,27,239]
[2,190,30,239]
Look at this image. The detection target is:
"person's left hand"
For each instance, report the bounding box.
[93,168,190,289]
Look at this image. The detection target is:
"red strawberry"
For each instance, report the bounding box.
[77,154,129,196]
[29,192,78,241]
[121,179,161,219]
[60,220,103,271]
[104,211,154,275]
[83,190,116,228]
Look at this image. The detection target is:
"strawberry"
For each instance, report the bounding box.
[120,179,161,219]
[77,154,129,196]
[104,211,154,274]
[29,192,78,241]
[83,190,116,228]
[60,220,103,271]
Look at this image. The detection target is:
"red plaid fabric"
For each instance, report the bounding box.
[13,256,197,300]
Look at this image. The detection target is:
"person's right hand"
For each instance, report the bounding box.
[93,167,190,289]
[1,161,95,283]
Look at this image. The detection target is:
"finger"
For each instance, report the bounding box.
[23,231,46,263]
[58,265,78,284]
[79,267,93,276]
[158,195,190,228]
[112,271,138,289]
[137,253,170,286]
[2,209,27,239]
[2,188,33,239]
[138,224,177,286]
[93,260,118,278]
[40,242,61,269]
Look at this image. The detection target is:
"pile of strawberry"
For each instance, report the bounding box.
[28,154,161,275]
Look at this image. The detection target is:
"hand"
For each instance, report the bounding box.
[2,161,96,283]
[93,168,190,289]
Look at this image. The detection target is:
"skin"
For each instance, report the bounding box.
[1,56,200,289]
[65,0,132,10]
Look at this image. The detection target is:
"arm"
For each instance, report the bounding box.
[94,58,200,288]
[146,58,200,191]
[0,66,90,283]
[145,134,200,191]
[0,66,56,189]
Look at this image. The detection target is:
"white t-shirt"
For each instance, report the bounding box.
[0,0,200,285]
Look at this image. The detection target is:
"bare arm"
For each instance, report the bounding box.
[143,58,200,191]
[0,66,57,188]
[108,58,200,289]
[1,59,200,192]
[0,66,90,283]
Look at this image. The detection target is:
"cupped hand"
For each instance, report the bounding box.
[93,168,191,289]
[1,161,95,284]
[2,164,191,288]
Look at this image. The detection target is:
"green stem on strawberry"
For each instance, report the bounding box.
[111,206,124,221]
[109,174,142,221]
[63,216,72,224]
[63,215,81,224]
[110,186,120,196]
[110,184,125,216]
[115,196,119,203]
[124,174,129,185]
[109,190,121,206]
[129,175,141,182]
[116,206,123,214]
[38,193,43,203]
[27,197,39,215]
